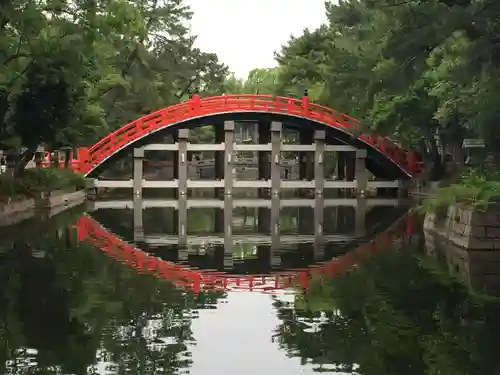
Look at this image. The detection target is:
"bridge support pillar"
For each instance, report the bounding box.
[176,129,189,245]
[299,128,314,197]
[271,121,282,196]
[253,123,259,163]
[258,121,271,198]
[224,121,235,195]
[177,129,189,197]
[133,147,144,199]
[314,130,325,196]
[355,149,367,197]
[214,123,224,197]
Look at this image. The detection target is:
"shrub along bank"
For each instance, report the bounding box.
[0,168,85,202]
[419,169,500,214]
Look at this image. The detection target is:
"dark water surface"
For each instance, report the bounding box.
[1,200,500,375]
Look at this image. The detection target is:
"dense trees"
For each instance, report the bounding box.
[3,0,499,172]
[269,0,500,164]
[0,0,228,170]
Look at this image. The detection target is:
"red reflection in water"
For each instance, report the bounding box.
[74,213,414,294]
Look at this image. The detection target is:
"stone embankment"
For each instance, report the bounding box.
[0,190,85,227]
[424,203,500,250]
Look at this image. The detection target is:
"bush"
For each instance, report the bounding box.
[0,168,86,199]
[419,168,500,214]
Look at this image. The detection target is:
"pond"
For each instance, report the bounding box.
[0,198,499,375]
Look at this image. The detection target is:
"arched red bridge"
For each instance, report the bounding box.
[74,213,415,294]
[69,94,424,179]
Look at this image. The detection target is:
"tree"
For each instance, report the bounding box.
[0,0,229,174]
[274,0,500,167]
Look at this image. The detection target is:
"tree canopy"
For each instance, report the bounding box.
[275,0,500,159]
[2,0,500,169]
[0,0,228,169]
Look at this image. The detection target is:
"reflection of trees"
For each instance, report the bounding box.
[0,220,226,375]
[273,245,500,375]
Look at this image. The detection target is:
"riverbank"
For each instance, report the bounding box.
[0,168,86,227]
[421,169,500,250]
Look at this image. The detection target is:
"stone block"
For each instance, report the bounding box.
[470,224,486,238]
[485,225,500,238]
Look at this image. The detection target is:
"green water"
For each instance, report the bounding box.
[0,203,499,375]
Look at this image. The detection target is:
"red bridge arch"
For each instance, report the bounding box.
[71,94,424,179]
[74,213,415,294]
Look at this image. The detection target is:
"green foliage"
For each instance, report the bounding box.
[272,0,500,158]
[419,169,500,213]
[0,168,85,198]
[0,0,228,167]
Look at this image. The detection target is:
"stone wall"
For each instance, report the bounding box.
[425,229,500,295]
[0,190,85,227]
[424,203,500,250]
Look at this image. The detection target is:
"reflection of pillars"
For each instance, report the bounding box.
[133,199,144,242]
[258,121,271,198]
[355,149,367,197]
[178,129,189,198]
[177,245,189,262]
[355,198,367,236]
[257,207,270,233]
[214,123,224,197]
[314,195,324,260]
[314,130,325,196]
[223,195,233,269]
[132,148,143,238]
[178,130,188,245]
[270,195,281,268]
[299,128,314,180]
[224,121,235,196]
[133,147,144,199]
[178,197,187,245]
[271,121,282,197]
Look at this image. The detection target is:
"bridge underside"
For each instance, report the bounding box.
[87,112,410,180]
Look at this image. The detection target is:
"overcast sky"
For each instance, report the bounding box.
[184,0,328,78]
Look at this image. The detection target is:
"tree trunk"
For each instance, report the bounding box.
[13,146,37,177]
[428,139,444,181]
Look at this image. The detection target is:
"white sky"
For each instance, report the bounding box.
[185,0,329,78]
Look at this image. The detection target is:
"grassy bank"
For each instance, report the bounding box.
[0,168,86,202]
[419,169,500,213]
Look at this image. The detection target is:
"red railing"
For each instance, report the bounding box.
[69,94,424,177]
[74,213,414,294]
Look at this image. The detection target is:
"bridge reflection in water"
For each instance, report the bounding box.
[77,197,415,293]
